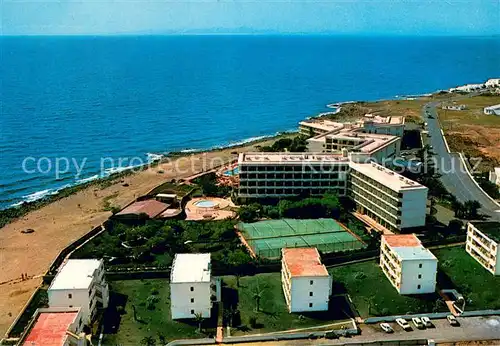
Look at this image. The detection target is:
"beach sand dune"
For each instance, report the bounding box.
[0,140,273,336]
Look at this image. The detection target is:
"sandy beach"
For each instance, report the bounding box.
[0,139,277,336]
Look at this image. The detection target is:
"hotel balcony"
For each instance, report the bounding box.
[468,240,496,263]
[381,256,400,281]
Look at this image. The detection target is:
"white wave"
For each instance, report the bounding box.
[146,152,164,162]
[75,174,100,185]
[180,148,200,153]
[22,188,59,203]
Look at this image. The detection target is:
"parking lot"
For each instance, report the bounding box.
[359,316,500,344]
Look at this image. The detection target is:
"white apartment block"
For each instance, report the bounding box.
[19,307,87,346]
[281,248,332,313]
[466,222,500,275]
[485,78,500,88]
[484,104,500,116]
[349,161,428,231]
[48,259,109,324]
[299,114,405,138]
[170,253,221,319]
[488,167,500,187]
[380,234,437,295]
[238,152,350,199]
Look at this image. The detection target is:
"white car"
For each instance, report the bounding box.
[379,323,393,333]
[396,318,411,331]
[447,315,459,326]
[421,316,433,327]
[411,317,424,329]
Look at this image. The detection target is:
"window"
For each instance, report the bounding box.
[309,280,314,285]
[69,305,73,308]
[418,274,422,279]
[417,285,421,289]
[309,292,313,297]
[309,303,313,308]
[191,298,195,303]
[190,287,194,292]
[191,310,195,315]
[68,294,72,299]
[419,263,422,268]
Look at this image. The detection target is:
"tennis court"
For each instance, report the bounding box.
[237,218,366,258]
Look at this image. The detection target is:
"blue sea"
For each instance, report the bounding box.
[1,35,499,209]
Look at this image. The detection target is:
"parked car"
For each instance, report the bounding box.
[447,315,459,326]
[411,317,424,329]
[380,323,394,333]
[421,316,433,328]
[396,318,412,331]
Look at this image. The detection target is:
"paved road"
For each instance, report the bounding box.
[423,101,500,220]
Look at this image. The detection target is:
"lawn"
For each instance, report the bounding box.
[328,261,446,317]
[101,279,217,345]
[221,273,353,335]
[433,247,500,310]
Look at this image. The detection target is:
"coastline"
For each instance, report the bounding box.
[0,133,294,335]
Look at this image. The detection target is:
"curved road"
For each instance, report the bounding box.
[423,100,500,220]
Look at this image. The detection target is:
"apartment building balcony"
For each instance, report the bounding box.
[350,181,399,212]
[380,255,400,279]
[381,262,400,288]
[469,232,494,250]
[469,239,496,261]
[467,243,496,267]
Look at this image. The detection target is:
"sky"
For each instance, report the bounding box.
[1,0,499,36]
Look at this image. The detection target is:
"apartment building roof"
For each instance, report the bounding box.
[239,152,348,164]
[22,311,79,346]
[282,247,329,277]
[383,234,422,247]
[383,234,436,261]
[362,114,405,125]
[171,253,211,283]
[349,161,426,192]
[299,119,345,132]
[49,259,101,290]
[469,221,500,243]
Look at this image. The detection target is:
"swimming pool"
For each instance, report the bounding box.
[223,167,239,176]
[194,200,219,208]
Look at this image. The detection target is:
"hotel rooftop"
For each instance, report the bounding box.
[21,310,80,346]
[383,234,436,261]
[171,253,211,283]
[239,152,349,164]
[49,259,101,290]
[349,161,425,192]
[282,248,329,277]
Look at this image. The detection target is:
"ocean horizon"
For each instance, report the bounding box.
[1,35,499,209]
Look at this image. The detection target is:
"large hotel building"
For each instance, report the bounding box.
[237,115,427,232]
[466,222,500,275]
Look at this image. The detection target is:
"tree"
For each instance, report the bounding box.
[464,200,481,219]
[252,281,265,312]
[448,219,464,235]
[227,250,253,287]
[140,336,156,346]
[194,312,204,333]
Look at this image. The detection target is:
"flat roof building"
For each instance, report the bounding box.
[170,253,220,319]
[281,248,332,312]
[48,259,109,324]
[484,104,500,116]
[380,234,437,294]
[466,222,500,275]
[19,308,87,346]
[349,161,428,231]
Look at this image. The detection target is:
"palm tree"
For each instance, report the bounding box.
[252,282,265,312]
[194,312,204,333]
[140,336,156,346]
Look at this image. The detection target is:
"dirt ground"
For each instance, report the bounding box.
[439,95,500,171]
[0,139,277,336]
